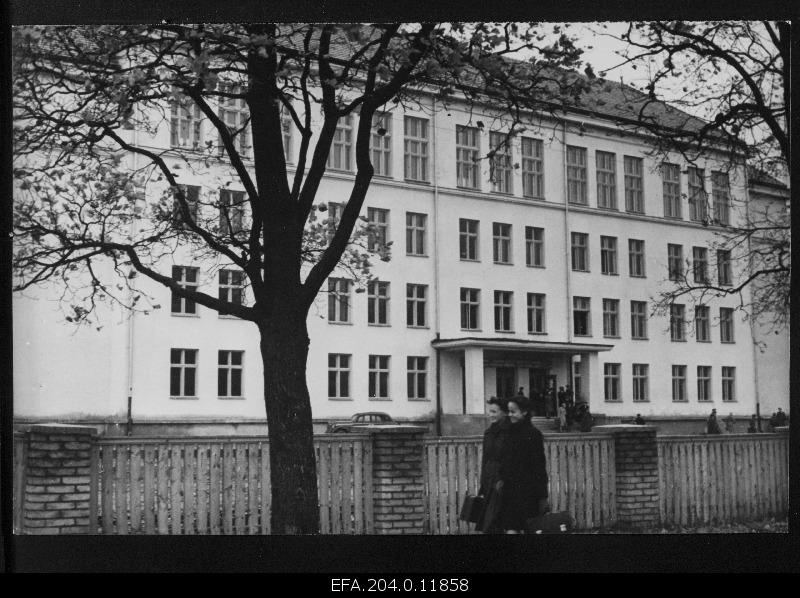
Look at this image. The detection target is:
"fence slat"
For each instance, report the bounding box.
[247,444,258,535]
[456,443,467,534]
[129,445,142,533]
[260,443,271,534]
[331,442,341,533]
[342,441,353,534]
[447,444,458,534]
[209,444,221,535]
[222,444,234,534]
[353,440,364,534]
[143,446,155,534]
[184,444,196,535]
[319,441,330,534]
[102,445,114,534]
[235,445,248,534]
[197,445,209,534]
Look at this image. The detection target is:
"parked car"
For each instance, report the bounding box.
[326,412,394,433]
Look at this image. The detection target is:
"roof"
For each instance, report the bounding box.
[747,166,788,190]
[432,337,614,353]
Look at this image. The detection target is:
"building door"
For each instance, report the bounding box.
[529,368,548,416]
[496,367,516,399]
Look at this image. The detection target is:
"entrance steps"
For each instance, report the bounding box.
[530,416,559,431]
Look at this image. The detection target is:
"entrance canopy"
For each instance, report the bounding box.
[431,337,614,354]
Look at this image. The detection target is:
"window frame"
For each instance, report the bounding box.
[404,116,429,182]
[170,348,198,398]
[573,296,591,337]
[218,269,245,309]
[367,280,390,326]
[720,307,735,343]
[668,243,684,281]
[628,239,646,278]
[670,303,686,342]
[624,155,644,213]
[367,207,389,253]
[407,356,428,400]
[695,305,710,342]
[630,300,648,340]
[721,366,736,402]
[602,298,620,338]
[218,350,244,399]
[328,353,351,400]
[405,212,427,256]
[371,112,392,177]
[688,166,708,222]
[171,266,199,315]
[521,137,544,199]
[327,278,351,324]
[632,363,649,402]
[525,226,545,268]
[456,125,481,190]
[600,236,618,275]
[460,287,481,331]
[489,131,513,194]
[526,293,546,334]
[671,364,688,402]
[596,150,617,209]
[493,290,514,332]
[697,366,712,402]
[406,283,428,328]
[571,232,589,272]
[459,218,479,261]
[492,222,512,264]
[368,354,391,400]
[693,246,709,284]
[717,249,733,286]
[604,362,621,402]
[711,171,730,225]
[327,114,354,172]
[566,145,588,205]
[662,162,682,219]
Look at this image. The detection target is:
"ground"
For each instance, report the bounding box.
[574,516,789,534]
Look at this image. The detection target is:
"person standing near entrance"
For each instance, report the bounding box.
[476,397,511,533]
[706,409,722,435]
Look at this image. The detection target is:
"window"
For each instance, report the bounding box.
[367,207,389,252]
[573,361,582,400]
[407,356,428,400]
[697,366,712,402]
[406,284,427,327]
[596,150,617,209]
[693,247,709,284]
[406,212,427,256]
[571,232,589,272]
[171,266,198,315]
[632,364,649,402]
[604,363,621,402]
[722,366,736,402]
[368,355,390,399]
[662,162,682,218]
[494,291,513,332]
[603,298,620,337]
[566,146,587,204]
[460,288,480,330]
[459,219,479,261]
[404,116,429,182]
[672,365,687,402]
[688,166,708,222]
[521,137,544,198]
[600,236,618,275]
[493,223,512,264]
[218,269,245,307]
[630,300,648,340]
[527,293,546,334]
[367,280,389,325]
[711,171,730,225]
[170,349,198,397]
[717,250,732,286]
[327,278,351,323]
[170,95,202,149]
[720,307,735,343]
[328,354,350,399]
[624,156,644,213]
[573,296,591,336]
[670,304,686,341]
[281,107,292,161]
[218,350,243,398]
[628,239,646,277]
[217,84,250,157]
[327,115,353,171]
[219,189,245,235]
[371,112,392,177]
[525,226,545,267]
[668,244,684,281]
[695,305,710,342]
[173,184,199,229]
[490,131,513,194]
[456,125,480,189]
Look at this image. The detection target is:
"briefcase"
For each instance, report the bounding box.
[459,494,485,523]
[525,511,572,534]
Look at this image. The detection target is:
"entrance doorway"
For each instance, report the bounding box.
[529,369,547,416]
[496,367,516,400]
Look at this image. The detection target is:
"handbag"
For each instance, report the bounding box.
[525,511,572,534]
[459,494,485,523]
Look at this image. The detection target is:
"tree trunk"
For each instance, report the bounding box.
[259,314,319,534]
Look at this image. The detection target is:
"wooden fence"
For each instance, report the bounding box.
[657,434,789,527]
[93,434,373,534]
[423,434,616,534]
[14,433,26,534]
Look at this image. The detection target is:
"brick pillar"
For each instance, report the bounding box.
[595,425,660,529]
[367,426,427,535]
[22,424,98,534]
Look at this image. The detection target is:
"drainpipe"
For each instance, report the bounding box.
[743,165,762,431]
[125,119,139,436]
[431,96,443,436]
[562,120,574,394]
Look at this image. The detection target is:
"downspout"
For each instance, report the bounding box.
[431,96,443,436]
[562,120,574,392]
[743,165,762,431]
[125,121,139,436]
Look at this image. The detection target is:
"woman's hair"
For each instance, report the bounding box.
[507,396,532,420]
[486,396,509,412]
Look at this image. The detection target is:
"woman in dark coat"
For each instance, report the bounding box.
[476,396,510,533]
[498,395,549,533]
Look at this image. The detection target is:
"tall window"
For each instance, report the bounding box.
[521,137,544,199]
[170,348,198,397]
[371,112,392,177]
[624,156,644,213]
[459,219,479,261]
[596,150,617,209]
[460,288,480,330]
[604,363,621,402]
[407,284,427,327]
[493,223,512,264]
[218,269,245,307]
[456,125,480,189]
[670,304,686,341]
[490,131,513,194]
[327,278,351,323]
[406,212,427,256]
[695,305,710,342]
[327,115,353,171]
[367,207,389,252]
[566,145,587,205]
[720,307,735,343]
[672,365,687,402]
[571,232,589,272]
[693,247,709,283]
[171,266,199,315]
[170,96,203,149]
[404,116,429,182]
[573,296,591,336]
[219,189,245,235]
[173,184,200,229]
[525,226,544,267]
[688,166,708,222]
[662,162,682,218]
[711,171,730,225]
[717,250,732,286]
[407,356,428,400]
[603,298,620,337]
[668,243,684,281]
[527,293,546,334]
[218,350,243,398]
[697,366,712,401]
[494,291,513,332]
[632,363,649,402]
[217,84,250,157]
[600,236,618,275]
[630,300,648,340]
[722,367,736,402]
[328,354,350,399]
[368,355,390,399]
[281,106,292,161]
[628,239,646,277]
[367,281,390,325]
